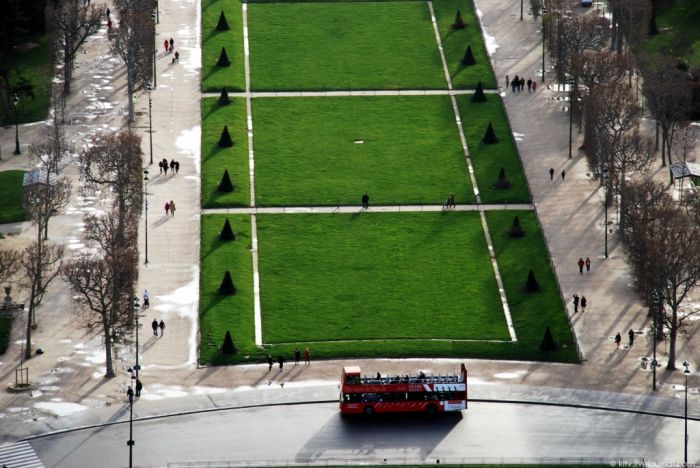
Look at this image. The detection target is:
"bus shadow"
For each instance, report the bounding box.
[295,411,462,462]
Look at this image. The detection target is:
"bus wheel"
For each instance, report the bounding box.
[363,406,374,416]
[426,404,437,415]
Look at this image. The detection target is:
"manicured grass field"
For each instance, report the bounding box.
[253,96,474,206]
[257,212,507,344]
[456,95,531,204]
[201,97,250,208]
[202,0,246,92]
[485,210,577,362]
[433,0,497,89]
[645,0,700,67]
[247,2,446,91]
[0,171,28,224]
[2,36,52,125]
[199,214,254,365]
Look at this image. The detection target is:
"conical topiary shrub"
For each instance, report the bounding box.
[219,270,237,295]
[461,46,475,66]
[218,87,230,105]
[539,326,558,351]
[218,125,233,147]
[482,121,498,144]
[216,11,230,31]
[472,81,487,102]
[217,47,231,67]
[218,169,234,192]
[508,215,525,238]
[220,218,236,241]
[221,330,238,354]
[452,10,466,30]
[524,268,541,292]
[494,166,512,189]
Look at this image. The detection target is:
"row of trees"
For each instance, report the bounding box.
[540,0,699,369]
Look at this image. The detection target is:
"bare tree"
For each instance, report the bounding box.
[81,131,144,239]
[19,242,64,360]
[63,207,139,377]
[48,0,103,95]
[621,179,700,370]
[111,0,154,123]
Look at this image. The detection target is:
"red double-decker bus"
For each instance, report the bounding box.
[339,364,468,415]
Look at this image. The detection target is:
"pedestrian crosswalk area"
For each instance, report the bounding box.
[0,441,44,468]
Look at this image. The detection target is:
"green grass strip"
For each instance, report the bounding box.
[200,214,254,365]
[201,97,250,208]
[253,96,474,206]
[257,212,508,343]
[2,35,52,125]
[485,210,577,362]
[433,0,497,89]
[644,0,700,67]
[0,170,28,224]
[248,2,446,91]
[202,0,246,92]
[455,94,531,203]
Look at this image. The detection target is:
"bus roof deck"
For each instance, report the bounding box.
[343,368,465,385]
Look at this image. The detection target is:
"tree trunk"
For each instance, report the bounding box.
[655,120,659,150]
[666,308,678,370]
[24,283,37,361]
[63,43,73,96]
[103,316,115,377]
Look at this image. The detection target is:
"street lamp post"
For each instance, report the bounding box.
[144,170,149,265]
[13,94,21,155]
[568,78,574,159]
[152,11,157,89]
[133,297,141,381]
[683,361,691,465]
[127,388,134,468]
[520,0,523,20]
[541,13,546,84]
[650,288,661,391]
[602,165,609,258]
[146,82,153,165]
[155,0,159,23]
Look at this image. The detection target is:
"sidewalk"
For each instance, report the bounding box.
[0,0,698,445]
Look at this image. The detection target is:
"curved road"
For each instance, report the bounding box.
[17,402,699,467]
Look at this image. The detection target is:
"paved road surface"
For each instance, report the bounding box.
[16,402,699,468]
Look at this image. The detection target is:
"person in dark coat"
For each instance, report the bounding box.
[549,168,555,180]
[580,296,587,312]
[573,294,579,313]
[361,193,369,210]
[267,355,273,371]
[159,320,166,337]
[614,332,622,348]
[151,319,158,336]
[628,329,635,347]
[127,386,134,404]
[294,349,301,365]
[135,379,143,397]
[278,355,284,371]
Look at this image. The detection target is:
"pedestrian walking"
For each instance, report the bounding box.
[527,78,532,92]
[163,162,169,175]
[549,168,554,180]
[561,169,566,180]
[505,74,510,89]
[278,355,284,371]
[267,354,273,371]
[449,193,456,208]
[580,295,587,312]
[106,7,110,18]
[164,39,169,53]
[304,347,311,365]
[169,37,174,52]
[151,318,158,336]
[174,51,180,63]
[170,159,176,174]
[585,257,591,272]
[519,77,525,92]
[614,332,622,348]
[175,161,180,173]
[127,386,134,404]
[573,294,579,313]
[158,160,163,174]
[512,74,519,93]
[107,18,112,30]
[532,80,537,92]
[135,379,143,397]
[628,329,635,347]
[164,201,170,216]
[577,257,585,274]
[294,348,301,365]
[169,200,176,216]
[361,193,369,210]
[159,319,165,337]
[143,290,150,307]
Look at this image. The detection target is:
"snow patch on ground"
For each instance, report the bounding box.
[175,126,201,175]
[34,401,88,417]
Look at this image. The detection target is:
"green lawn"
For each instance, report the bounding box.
[485,210,577,362]
[2,35,53,125]
[253,96,474,206]
[201,97,250,208]
[433,0,497,89]
[0,171,28,224]
[202,0,246,92]
[200,214,254,365]
[247,2,446,91]
[257,212,507,344]
[456,95,531,203]
[645,0,700,67]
